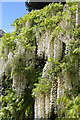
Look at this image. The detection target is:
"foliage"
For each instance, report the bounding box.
[1,63,42,119]
[1,87,34,120]
[0,2,64,96]
[0,2,79,119]
[56,94,80,118]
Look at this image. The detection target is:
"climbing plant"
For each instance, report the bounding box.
[0,2,80,119]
